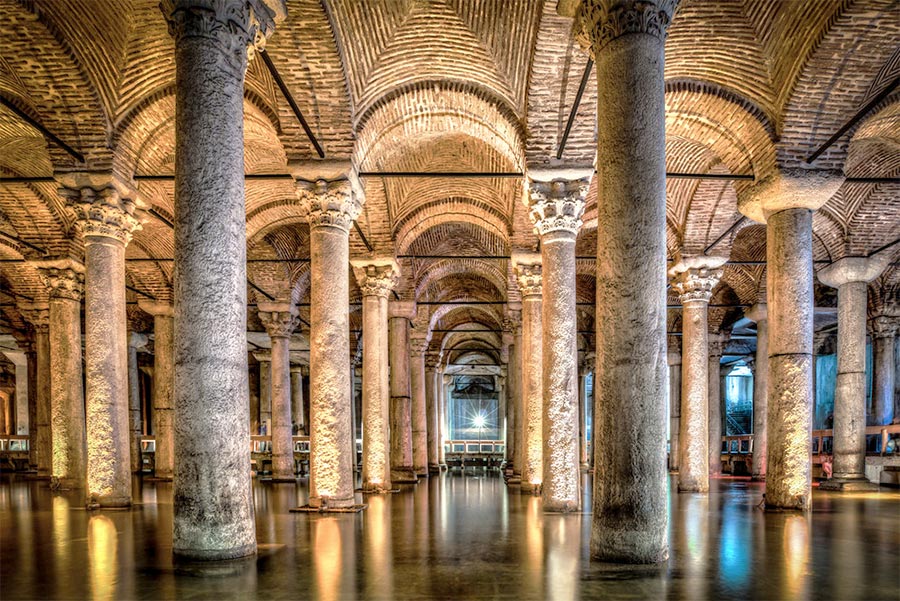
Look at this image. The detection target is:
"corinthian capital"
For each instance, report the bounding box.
[296,179,363,232]
[872,316,899,339]
[569,0,679,57]
[17,302,50,332]
[351,259,400,299]
[60,183,142,246]
[257,302,299,338]
[668,255,726,305]
[512,254,542,299]
[527,177,589,238]
[31,259,85,302]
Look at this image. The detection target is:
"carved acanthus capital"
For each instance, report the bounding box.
[296,178,362,233]
[527,178,589,238]
[257,302,299,338]
[502,310,522,336]
[708,333,727,358]
[669,256,726,305]
[512,255,542,298]
[573,0,679,57]
[32,259,84,302]
[17,302,49,332]
[872,316,899,339]
[61,185,142,246]
[351,259,400,299]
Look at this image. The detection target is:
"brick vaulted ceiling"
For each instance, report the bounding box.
[0,0,898,355]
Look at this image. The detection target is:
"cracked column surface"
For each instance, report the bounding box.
[818,256,890,491]
[18,304,51,478]
[708,333,726,476]
[425,353,441,472]
[670,257,725,492]
[513,255,543,494]
[61,179,140,508]
[296,168,362,509]
[140,302,175,480]
[872,316,897,426]
[739,168,844,510]
[568,0,678,562]
[127,332,147,473]
[352,260,399,492]
[258,303,299,482]
[667,340,682,472]
[33,261,85,490]
[165,0,284,559]
[388,301,417,483]
[529,176,588,512]
[290,366,304,432]
[745,303,768,481]
[409,336,429,477]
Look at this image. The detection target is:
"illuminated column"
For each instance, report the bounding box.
[528,176,587,512]
[745,303,768,481]
[127,333,148,473]
[568,0,678,562]
[578,353,594,469]
[388,301,418,483]
[3,351,27,436]
[257,353,271,434]
[872,316,897,426]
[425,352,441,473]
[739,169,844,510]
[507,306,523,479]
[668,339,681,472]
[139,302,175,480]
[513,255,542,493]
[33,261,86,490]
[670,257,725,492]
[708,333,725,476]
[18,304,51,477]
[61,179,141,508]
[290,366,304,433]
[351,259,399,492]
[165,0,284,559]
[258,303,299,482]
[295,166,363,509]
[409,335,429,477]
[818,256,890,491]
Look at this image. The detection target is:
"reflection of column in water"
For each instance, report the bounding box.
[524,495,544,593]
[832,501,862,601]
[682,494,709,600]
[52,496,70,596]
[545,515,580,601]
[364,495,393,599]
[88,515,117,601]
[782,515,810,601]
[415,477,430,557]
[716,500,751,596]
[312,517,356,601]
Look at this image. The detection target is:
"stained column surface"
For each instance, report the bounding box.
[19,304,51,478]
[425,355,440,472]
[127,333,147,473]
[258,303,299,482]
[506,308,523,479]
[582,0,676,562]
[513,258,542,494]
[166,0,284,559]
[668,345,682,472]
[290,367,304,432]
[872,317,897,426]
[746,304,768,481]
[140,303,175,481]
[258,357,272,434]
[389,302,417,483]
[352,260,398,492]
[818,256,889,491]
[409,337,429,477]
[708,334,725,476]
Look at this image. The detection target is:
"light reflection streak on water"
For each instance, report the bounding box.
[88,515,117,601]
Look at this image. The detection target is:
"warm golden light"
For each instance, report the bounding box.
[783,515,810,599]
[314,518,342,601]
[88,515,117,601]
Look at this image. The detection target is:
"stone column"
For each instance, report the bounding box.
[568,0,678,563]
[439,373,450,468]
[351,259,399,492]
[708,333,726,476]
[504,306,523,480]
[578,353,594,469]
[61,179,140,507]
[745,303,768,481]
[33,261,85,490]
[127,333,148,473]
[667,339,682,472]
[256,353,271,435]
[258,303,299,482]
[872,316,897,426]
[425,352,441,473]
[670,257,725,492]
[139,302,175,480]
[409,335,429,477]
[818,256,890,491]
[513,255,543,494]
[18,304,51,477]
[290,366,304,433]
[164,0,284,559]
[295,167,363,509]
[528,175,588,512]
[388,301,417,483]
[4,351,28,436]
[738,169,844,510]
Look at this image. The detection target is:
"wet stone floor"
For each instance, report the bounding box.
[1,471,898,600]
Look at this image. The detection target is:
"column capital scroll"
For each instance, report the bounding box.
[527,177,589,238]
[668,256,726,305]
[871,315,899,339]
[31,259,84,301]
[708,333,727,359]
[512,254,542,298]
[257,302,299,338]
[16,302,50,331]
[351,259,400,299]
[567,0,679,57]
[57,177,142,246]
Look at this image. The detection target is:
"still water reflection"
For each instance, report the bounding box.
[0,472,898,600]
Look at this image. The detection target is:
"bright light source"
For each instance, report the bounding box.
[473,413,486,429]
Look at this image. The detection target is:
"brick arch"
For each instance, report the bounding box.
[426,304,502,339]
[414,259,507,303]
[396,209,509,257]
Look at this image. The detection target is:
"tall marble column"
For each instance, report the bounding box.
[18,304,51,478]
[295,166,363,509]
[745,303,768,481]
[739,169,844,510]
[504,306,523,480]
[569,0,678,562]
[439,372,450,468]
[872,316,897,426]
[388,301,418,484]
[256,353,272,435]
[351,259,399,492]
[670,257,725,492]
[127,333,148,473]
[409,335,429,477]
[818,256,890,491]
[139,302,175,480]
[258,303,299,482]
[33,261,85,490]
[425,352,441,473]
[668,339,682,472]
[290,366,304,433]
[708,333,726,476]
[513,255,543,494]
[61,179,140,507]
[165,0,284,559]
[528,175,588,512]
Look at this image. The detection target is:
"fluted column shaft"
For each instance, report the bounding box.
[513,258,542,493]
[872,317,897,426]
[259,303,299,482]
[708,335,725,476]
[746,304,768,480]
[19,305,51,478]
[388,302,417,483]
[409,337,429,476]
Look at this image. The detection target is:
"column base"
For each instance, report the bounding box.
[25,473,52,481]
[390,468,419,484]
[50,477,84,491]
[174,542,257,562]
[88,495,131,509]
[268,476,298,484]
[291,503,367,514]
[439,463,448,471]
[544,499,580,513]
[819,477,879,492]
[360,485,399,494]
[750,474,766,482]
[428,463,441,473]
[144,475,173,482]
[506,476,522,485]
[416,472,429,479]
[520,482,542,495]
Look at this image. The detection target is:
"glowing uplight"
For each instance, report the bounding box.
[472,413,487,429]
